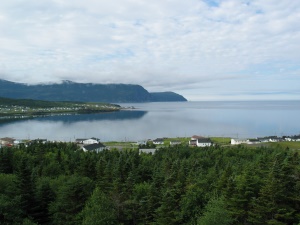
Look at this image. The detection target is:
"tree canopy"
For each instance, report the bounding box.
[0,142,299,224]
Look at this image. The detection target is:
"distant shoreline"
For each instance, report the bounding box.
[0,108,120,119]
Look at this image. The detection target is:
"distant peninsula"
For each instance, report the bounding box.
[0,79,187,103]
[0,96,120,118]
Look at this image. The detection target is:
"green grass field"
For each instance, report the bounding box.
[210,137,232,145]
[266,141,300,150]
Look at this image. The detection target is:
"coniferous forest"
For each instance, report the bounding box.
[0,142,300,225]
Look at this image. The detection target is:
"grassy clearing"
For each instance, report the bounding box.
[104,141,134,147]
[163,137,191,146]
[103,141,139,150]
[266,141,300,150]
[210,137,231,145]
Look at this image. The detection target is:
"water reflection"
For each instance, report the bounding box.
[0,101,299,142]
[0,110,147,125]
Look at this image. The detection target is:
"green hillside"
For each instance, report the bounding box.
[0,79,187,103]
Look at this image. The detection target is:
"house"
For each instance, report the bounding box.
[13,139,25,145]
[191,135,204,141]
[83,138,100,145]
[257,137,270,143]
[197,138,212,147]
[170,140,181,146]
[284,136,292,142]
[152,138,164,145]
[269,136,283,142]
[258,136,280,142]
[76,137,100,145]
[32,139,48,144]
[139,148,157,154]
[189,139,197,146]
[135,140,148,146]
[82,142,106,153]
[291,135,300,141]
[247,138,260,144]
[0,137,15,146]
[231,138,249,145]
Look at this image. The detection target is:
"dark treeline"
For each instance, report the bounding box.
[0,142,299,224]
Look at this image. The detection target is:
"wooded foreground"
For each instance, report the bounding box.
[0,143,299,224]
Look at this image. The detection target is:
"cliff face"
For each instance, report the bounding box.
[0,79,187,103]
[150,92,187,102]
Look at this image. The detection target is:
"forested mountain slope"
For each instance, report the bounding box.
[0,143,299,224]
[0,79,187,103]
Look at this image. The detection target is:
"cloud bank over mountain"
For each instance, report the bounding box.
[0,0,299,100]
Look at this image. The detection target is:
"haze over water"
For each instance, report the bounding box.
[0,101,299,142]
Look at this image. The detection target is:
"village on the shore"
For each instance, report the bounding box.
[1,134,300,154]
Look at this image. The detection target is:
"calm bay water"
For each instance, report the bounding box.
[0,101,300,141]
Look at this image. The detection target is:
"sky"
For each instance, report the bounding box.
[0,0,299,101]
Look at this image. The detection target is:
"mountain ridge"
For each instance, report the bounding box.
[0,79,187,103]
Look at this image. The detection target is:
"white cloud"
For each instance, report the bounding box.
[0,0,299,100]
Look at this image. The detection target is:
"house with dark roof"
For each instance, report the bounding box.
[152,138,164,145]
[191,135,204,140]
[291,135,300,141]
[247,138,260,144]
[196,138,212,147]
[82,142,107,153]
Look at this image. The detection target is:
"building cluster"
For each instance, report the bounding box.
[0,105,81,114]
[188,135,213,147]
[0,137,47,148]
[0,136,108,153]
[138,135,213,154]
[2,134,299,154]
[231,135,300,145]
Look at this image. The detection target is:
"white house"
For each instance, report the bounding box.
[153,138,164,145]
[76,137,100,145]
[247,139,260,144]
[135,140,148,146]
[13,139,26,145]
[292,135,300,141]
[231,139,249,145]
[284,136,292,141]
[268,136,281,142]
[83,137,100,145]
[197,138,212,147]
[257,136,280,143]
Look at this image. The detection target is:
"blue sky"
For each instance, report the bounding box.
[0,0,299,101]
